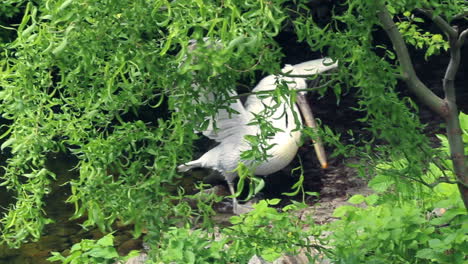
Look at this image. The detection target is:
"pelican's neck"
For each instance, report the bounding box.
[245,75,304,133]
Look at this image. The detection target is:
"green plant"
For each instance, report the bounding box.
[151,199,324,263]
[396,11,449,60]
[328,194,467,263]
[225,199,323,262]
[0,0,289,248]
[155,227,228,263]
[326,113,468,263]
[47,233,139,264]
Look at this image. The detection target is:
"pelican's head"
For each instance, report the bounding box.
[281,58,338,93]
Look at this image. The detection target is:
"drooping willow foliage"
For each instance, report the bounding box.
[0,0,466,258]
[0,0,293,247]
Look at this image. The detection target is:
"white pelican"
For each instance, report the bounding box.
[178,58,338,214]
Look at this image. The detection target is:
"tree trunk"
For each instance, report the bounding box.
[376,2,468,209]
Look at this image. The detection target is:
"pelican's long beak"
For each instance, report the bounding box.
[296,93,328,169]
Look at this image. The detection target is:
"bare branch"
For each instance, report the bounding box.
[443,29,463,100]
[416,145,453,180]
[416,8,458,39]
[440,22,468,208]
[457,28,468,48]
[389,168,461,188]
[434,177,461,186]
[229,79,337,100]
[452,10,468,21]
[278,72,337,78]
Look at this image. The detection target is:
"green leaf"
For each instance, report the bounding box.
[70,243,82,252]
[365,194,379,205]
[305,191,320,197]
[254,178,265,194]
[416,248,437,260]
[96,234,114,247]
[184,251,196,263]
[368,175,393,193]
[230,215,243,225]
[123,250,141,261]
[348,194,365,204]
[52,38,68,55]
[428,239,444,250]
[261,248,282,262]
[332,205,356,218]
[267,198,281,205]
[377,231,390,240]
[1,137,15,150]
[88,247,119,259]
[432,34,443,41]
[47,252,66,262]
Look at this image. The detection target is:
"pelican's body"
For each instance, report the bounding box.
[178,58,338,213]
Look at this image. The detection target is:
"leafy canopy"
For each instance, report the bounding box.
[0,0,467,263]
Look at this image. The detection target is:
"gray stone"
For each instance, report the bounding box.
[114,252,148,264]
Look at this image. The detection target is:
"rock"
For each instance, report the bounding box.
[61,249,71,257]
[47,223,81,237]
[8,255,34,264]
[37,235,69,251]
[0,244,21,258]
[117,239,142,256]
[19,243,42,257]
[114,253,147,264]
[248,251,332,264]
[114,233,133,247]
[248,255,269,264]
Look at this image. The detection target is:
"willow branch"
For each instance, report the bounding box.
[452,10,468,21]
[230,79,336,100]
[416,8,458,39]
[443,29,464,101]
[279,72,338,78]
[444,29,468,89]
[387,167,461,188]
[458,29,468,47]
[376,3,446,116]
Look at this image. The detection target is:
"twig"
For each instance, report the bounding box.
[383,167,459,188]
[452,10,468,21]
[416,8,458,39]
[416,145,451,179]
[457,28,468,47]
[278,72,338,78]
[224,49,265,73]
[229,79,336,100]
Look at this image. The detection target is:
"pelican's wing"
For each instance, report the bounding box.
[200,90,252,142]
[244,75,279,114]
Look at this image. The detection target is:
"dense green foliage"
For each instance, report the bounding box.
[0,0,466,263]
[329,114,468,263]
[0,0,289,247]
[48,233,139,264]
[330,189,467,263]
